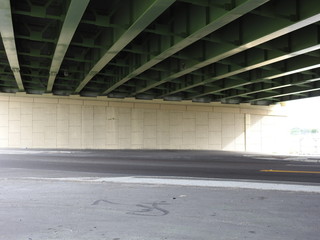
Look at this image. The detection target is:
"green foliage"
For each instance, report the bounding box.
[290,128,319,135]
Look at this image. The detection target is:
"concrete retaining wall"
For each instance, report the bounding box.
[0,94,288,152]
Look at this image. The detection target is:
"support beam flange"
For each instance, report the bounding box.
[74,0,175,94]
[101,0,270,95]
[46,0,90,92]
[135,0,320,96]
[0,0,24,91]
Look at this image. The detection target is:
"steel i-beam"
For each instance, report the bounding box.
[160,27,320,97]
[191,56,320,99]
[135,0,320,96]
[101,0,270,95]
[231,76,320,101]
[46,0,90,92]
[74,0,175,94]
[252,83,320,102]
[0,0,24,91]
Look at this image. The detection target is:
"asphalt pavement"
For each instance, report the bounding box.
[1,178,320,240]
[0,149,319,183]
[1,149,320,240]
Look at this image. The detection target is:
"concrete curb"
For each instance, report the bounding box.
[3,176,320,193]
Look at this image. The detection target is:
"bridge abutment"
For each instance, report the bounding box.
[0,94,288,153]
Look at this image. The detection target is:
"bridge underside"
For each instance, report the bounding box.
[0,0,320,105]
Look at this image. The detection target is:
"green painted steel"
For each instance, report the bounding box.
[190,56,320,99]
[159,25,320,98]
[234,75,320,103]
[252,82,320,102]
[0,0,319,104]
[135,0,320,96]
[101,0,269,95]
[74,0,175,93]
[47,0,90,92]
[0,0,24,91]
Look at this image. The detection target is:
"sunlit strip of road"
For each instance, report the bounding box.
[261,170,320,174]
[2,177,320,193]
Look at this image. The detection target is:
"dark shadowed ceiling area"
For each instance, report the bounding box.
[0,0,320,105]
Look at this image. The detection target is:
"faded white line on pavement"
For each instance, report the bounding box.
[2,177,320,193]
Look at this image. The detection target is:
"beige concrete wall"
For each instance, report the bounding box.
[0,94,287,152]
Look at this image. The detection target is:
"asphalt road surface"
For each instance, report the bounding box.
[2,178,320,240]
[1,149,320,240]
[0,149,319,183]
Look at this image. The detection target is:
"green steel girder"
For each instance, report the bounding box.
[189,54,320,98]
[158,25,320,97]
[11,0,66,21]
[12,9,62,21]
[13,17,58,44]
[0,0,24,91]
[74,0,175,94]
[46,0,90,92]
[17,51,52,59]
[15,33,104,50]
[80,19,125,29]
[15,34,55,44]
[278,89,320,102]
[252,81,320,102]
[1,0,320,104]
[107,62,131,68]
[222,73,320,101]
[20,63,55,71]
[132,0,320,96]
[100,0,269,95]
[79,0,124,28]
[177,0,211,7]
